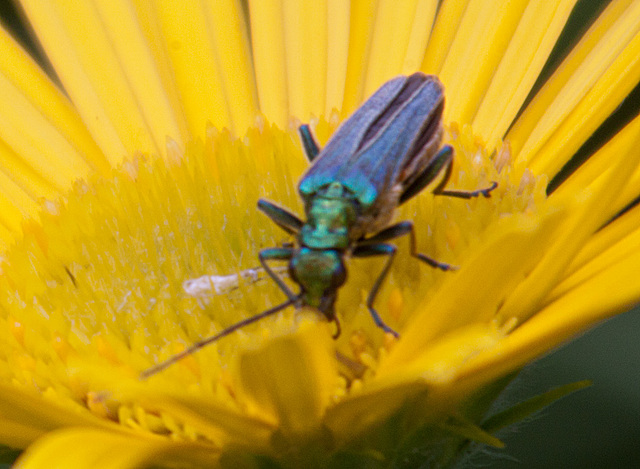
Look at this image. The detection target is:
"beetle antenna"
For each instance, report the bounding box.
[140,298,296,379]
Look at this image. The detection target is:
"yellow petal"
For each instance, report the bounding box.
[0,382,116,449]
[91,1,185,148]
[455,247,640,394]
[551,113,640,202]
[390,322,507,386]
[508,0,640,176]
[328,324,505,441]
[140,392,275,450]
[549,223,640,303]
[16,428,218,469]
[364,0,432,96]
[324,380,428,443]
[566,202,640,279]
[0,26,108,187]
[0,152,41,236]
[325,0,350,115]
[248,0,288,127]
[237,316,336,435]
[505,0,635,155]
[341,0,377,117]
[0,35,95,201]
[440,0,529,124]
[552,112,640,221]
[401,0,438,74]
[203,0,260,133]
[20,1,165,162]
[153,1,232,137]
[0,69,91,192]
[380,203,567,373]
[498,110,640,322]
[0,420,44,450]
[283,0,327,120]
[421,0,470,74]
[472,0,577,152]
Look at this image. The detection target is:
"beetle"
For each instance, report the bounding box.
[141,72,496,378]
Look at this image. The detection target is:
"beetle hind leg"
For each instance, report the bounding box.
[400,144,498,202]
[436,180,498,199]
[400,145,453,205]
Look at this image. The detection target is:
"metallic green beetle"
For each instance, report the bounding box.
[142,72,496,377]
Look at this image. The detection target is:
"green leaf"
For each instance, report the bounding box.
[482,379,592,434]
[438,417,504,448]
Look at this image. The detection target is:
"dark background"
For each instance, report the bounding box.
[2,1,639,467]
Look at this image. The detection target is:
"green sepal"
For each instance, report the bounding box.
[0,444,21,468]
[217,379,592,469]
[481,379,592,434]
[437,416,504,448]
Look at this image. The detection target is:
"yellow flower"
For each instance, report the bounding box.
[0,1,639,467]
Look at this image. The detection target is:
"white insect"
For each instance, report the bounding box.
[183,266,289,297]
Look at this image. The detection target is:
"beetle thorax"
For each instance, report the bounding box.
[299,182,358,250]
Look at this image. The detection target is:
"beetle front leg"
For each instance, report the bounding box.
[257,199,304,235]
[259,247,296,301]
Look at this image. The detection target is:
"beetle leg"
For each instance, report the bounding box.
[299,124,321,162]
[140,297,295,379]
[400,145,453,204]
[332,314,341,339]
[257,199,304,235]
[400,144,497,202]
[352,243,400,337]
[429,147,497,199]
[361,221,456,271]
[259,247,297,301]
[436,180,498,199]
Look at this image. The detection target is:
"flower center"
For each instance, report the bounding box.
[0,120,545,437]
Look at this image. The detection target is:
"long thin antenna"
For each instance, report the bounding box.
[140,298,296,379]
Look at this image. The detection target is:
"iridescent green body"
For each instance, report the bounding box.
[290,182,354,314]
[299,182,356,250]
[257,73,495,336]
